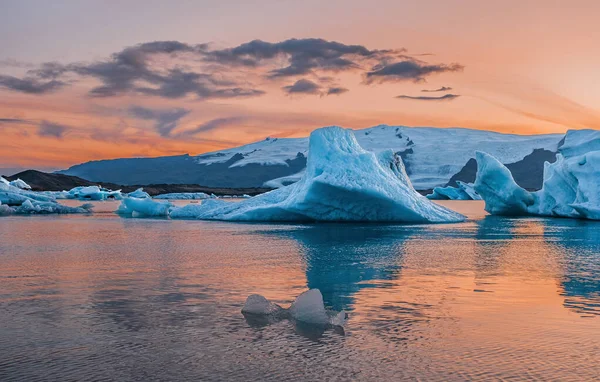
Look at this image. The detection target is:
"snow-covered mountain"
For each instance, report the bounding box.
[59,125,565,190]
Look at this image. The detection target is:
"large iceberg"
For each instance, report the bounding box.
[168,127,465,223]
[427,181,481,200]
[474,129,600,220]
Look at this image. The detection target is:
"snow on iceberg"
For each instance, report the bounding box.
[154,192,211,200]
[427,181,481,200]
[116,197,172,217]
[8,178,31,190]
[242,289,347,327]
[170,126,465,223]
[263,171,305,188]
[474,130,600,220]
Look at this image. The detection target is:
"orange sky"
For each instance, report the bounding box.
[1,0,600,172]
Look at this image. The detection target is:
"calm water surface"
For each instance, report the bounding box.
[0,200,599,381]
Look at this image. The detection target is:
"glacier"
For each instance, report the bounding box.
[474,129,600,220]
[242,289,347,327]
[164,126,465,223]
[427,181,481,200]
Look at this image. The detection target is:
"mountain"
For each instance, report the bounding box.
[59,125,565,190]
[4,170,271,196]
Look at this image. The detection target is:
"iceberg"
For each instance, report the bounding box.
[154,192,211,200]
[116,197,172,217]
[427,181,481,200]
[474,130,600,220]
[242,289,347,327]
[169,126,465,223]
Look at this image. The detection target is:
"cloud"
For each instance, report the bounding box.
[422,86,452,92]
[204,38,396,78]
[396,93,461,101]
[282,79,322,95]
[0,118,29,124]
[327,87,349,95]
[38,121,69,138]
[128,105,190,136]
[177,117,246,137]
[0,74,66,94]
[0,39,463,99]
[365,61,464,83]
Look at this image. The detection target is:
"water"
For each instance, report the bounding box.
[1,201,599,381]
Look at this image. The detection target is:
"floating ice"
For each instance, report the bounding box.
[169,126,465,223]
[65,186,123,200]
[427,181,481,200]
[116,197,172,217]
[154,192,211,200]
[474,130,600,220]
[241,289,346,327]
[242,294,284,316]
[127,188,151,199]
[0,180,93,215]
[289,289,331,325]
[263,171,305,188]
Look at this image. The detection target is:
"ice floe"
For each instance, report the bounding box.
[116,197,172,217]
[0,178,93,215]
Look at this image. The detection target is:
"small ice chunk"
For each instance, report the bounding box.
[289,289,331,326]
[242,294,284,315]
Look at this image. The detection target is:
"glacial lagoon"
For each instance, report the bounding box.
[1,200,599,381]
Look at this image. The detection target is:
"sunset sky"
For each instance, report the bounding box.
[1,0,600,173]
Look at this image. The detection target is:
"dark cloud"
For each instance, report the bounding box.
[396,93,461,101]
[327,87,349,95]
[365,61,464,83]
[422,86,453,92]
[282,79,322,95]
[204,38,395,78]
[0,118,29,124]
[128,106,190,136]
[177,117,246,137]
[0,74,66,94]
[38,121,69,138]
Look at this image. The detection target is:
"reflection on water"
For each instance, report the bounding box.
[0,201,599,381]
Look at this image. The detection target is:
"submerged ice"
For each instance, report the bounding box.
[474,129,600,220]
[164,126,465,223]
